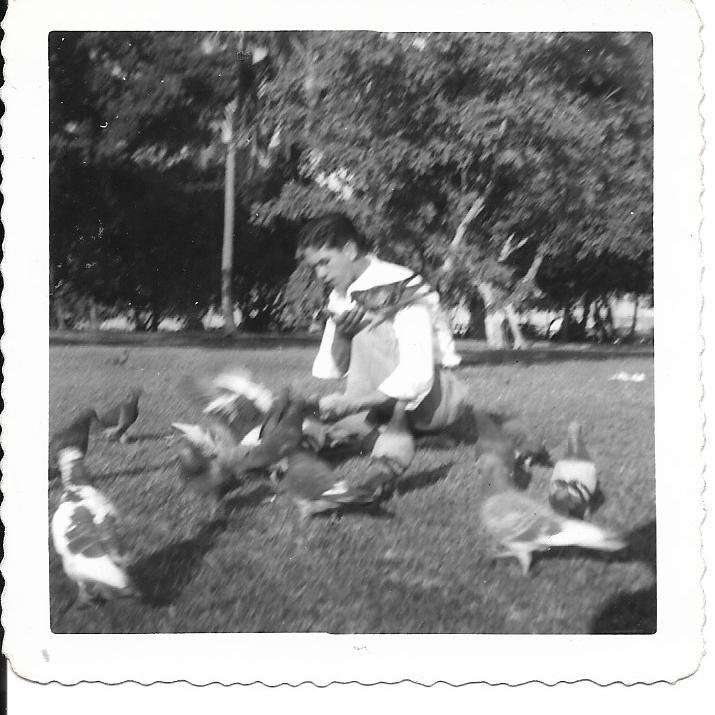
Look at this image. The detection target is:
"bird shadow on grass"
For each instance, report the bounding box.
[130,518,230,607]
[589,520,657,635]
[98,464,166,479]
[396,463,454,496]
[125,432,173,443]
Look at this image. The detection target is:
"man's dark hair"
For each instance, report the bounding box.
[298,213,369,254]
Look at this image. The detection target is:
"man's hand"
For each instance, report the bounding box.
[333,306,367,339]
[319,393,358,422]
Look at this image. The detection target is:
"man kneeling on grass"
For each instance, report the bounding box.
[299,213,468,498]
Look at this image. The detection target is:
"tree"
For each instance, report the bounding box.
[253,31,652,345]
[49,31,300,331]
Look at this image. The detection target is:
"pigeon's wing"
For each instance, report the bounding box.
[256,395,305,459]
[258,387,290,439]
[202,369,276,437]
[62,503,128,565]
[482,492,564,545]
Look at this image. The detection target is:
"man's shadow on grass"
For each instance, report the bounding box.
[131,485,272,606]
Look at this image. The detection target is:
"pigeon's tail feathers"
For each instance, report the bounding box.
[211,369,275,414]
[117,574,142,600]
[548,519,627,552]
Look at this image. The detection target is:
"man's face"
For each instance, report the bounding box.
[303,242,359,293]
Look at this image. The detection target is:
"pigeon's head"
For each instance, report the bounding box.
[565,421,590,459]
[129,387,144,399]
[78,408,100,426]
[567,421,584,442]
[521,444,553,469]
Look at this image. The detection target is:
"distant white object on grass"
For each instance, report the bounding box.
[609,372,646,382]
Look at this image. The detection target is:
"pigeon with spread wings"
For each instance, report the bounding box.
[476,452,625,576]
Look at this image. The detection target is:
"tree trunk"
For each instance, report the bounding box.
[559,306,571,343]
[504,304,529,349]
[88,298,100,330]
[604,297,616,340]
[478,282,508,349]
[221,102,237,337]
[149,310,160,332]
[442,194,486,275]
[628,293,639,338]
[580,293,591,333]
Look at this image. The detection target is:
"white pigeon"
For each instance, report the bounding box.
[476,452,626,576]
[549,421,598,519]
[51,447,139,605]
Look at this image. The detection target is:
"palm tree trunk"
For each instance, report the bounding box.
[221,103,237,337]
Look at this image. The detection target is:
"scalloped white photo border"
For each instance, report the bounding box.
[1,0,705,686]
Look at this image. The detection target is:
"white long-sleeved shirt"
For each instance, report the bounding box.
[312,256,461,409]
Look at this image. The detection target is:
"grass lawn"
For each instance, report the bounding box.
[49,337,655,634]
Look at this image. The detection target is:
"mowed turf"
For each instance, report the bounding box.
[49,340,655,634]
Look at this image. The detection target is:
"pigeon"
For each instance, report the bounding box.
[277,449,380,520]
[475,452,625,576]
[174,436,243,516]
[49,408,99,478]
[549,421,598,519]
[181,366,276,442]
[51,447,139,605]
[98,388,143,443]
[359,400,415,499]
[213,390,319,480]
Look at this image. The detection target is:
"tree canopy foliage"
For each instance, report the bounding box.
[49,31,652,333]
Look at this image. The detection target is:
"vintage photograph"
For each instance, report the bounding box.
[46,30,656,636]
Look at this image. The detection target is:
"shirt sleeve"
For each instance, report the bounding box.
[378,303,434,409]
[312,317,347,379]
